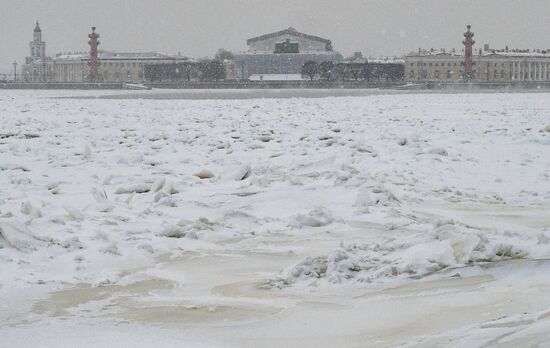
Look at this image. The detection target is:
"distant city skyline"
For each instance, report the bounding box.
[1,0,549,73]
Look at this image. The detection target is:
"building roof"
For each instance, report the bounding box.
[345,56,405,64]
[247,27,331,46]
[407,48,550,59]
[248,74,305,81]
[54,51,177,61]
[235,51,339,57]
[406,49,462,58]
[98,52,175,60]
[482,50,550,58]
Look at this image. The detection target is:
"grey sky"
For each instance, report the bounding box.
[1,0,549,73]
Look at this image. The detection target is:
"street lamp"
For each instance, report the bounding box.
[13,61,18,83]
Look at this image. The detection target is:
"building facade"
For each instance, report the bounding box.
[234,27,341,80]
[22,23,179,83]
[49,51,178,82]
[405,48,550,83]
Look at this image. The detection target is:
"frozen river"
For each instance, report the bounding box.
[1,90,550,347]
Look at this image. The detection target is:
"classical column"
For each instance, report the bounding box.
[519,62,523,81]
[463,25,475,81]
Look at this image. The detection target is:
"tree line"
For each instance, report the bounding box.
[144,60,226,82]
[301,61,404,82]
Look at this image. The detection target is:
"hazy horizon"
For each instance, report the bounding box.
[2,0,549,73]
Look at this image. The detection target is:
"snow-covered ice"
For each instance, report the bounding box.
[1,89,550,347]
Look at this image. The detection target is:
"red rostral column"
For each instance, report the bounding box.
[462,25,475,81]
[88,27,100,81]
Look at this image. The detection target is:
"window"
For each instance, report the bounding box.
[447,70,451,78]
[434,70,440,78]
[410,71,415,78]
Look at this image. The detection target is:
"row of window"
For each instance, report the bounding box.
[411,61,550,69]
[410,69,550,80]
[410,70,466,79]
[103,62,143,68]
[410,62,462,67]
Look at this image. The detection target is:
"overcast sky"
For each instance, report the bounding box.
[2,0,549,73]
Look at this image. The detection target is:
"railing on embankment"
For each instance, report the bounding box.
[1,80,550,90]
[0,82,125,90]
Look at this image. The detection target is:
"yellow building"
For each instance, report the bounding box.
[47,51,179,83]
[405,48,550,83]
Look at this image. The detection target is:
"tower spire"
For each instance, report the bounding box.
[30,21,46,59]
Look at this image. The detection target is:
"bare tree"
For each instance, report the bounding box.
[214,48,234,62]
[301,61,319,81]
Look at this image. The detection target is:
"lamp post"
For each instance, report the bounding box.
[13,61,18,83]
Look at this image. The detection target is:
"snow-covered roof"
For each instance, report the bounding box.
[406,49,463,57]
[247,27,331,45]
[344,57,405,64]
[248,74,304,81]
[482,50,550,58]
[235,51,339,57]
[54,51,177,61]
[407,48,550,59]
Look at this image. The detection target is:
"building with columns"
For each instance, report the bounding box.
[48,51,179,82]
[233,27,341,80]
[405,26,550,83]
[405,48,550,83]
[22,23,180,83]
